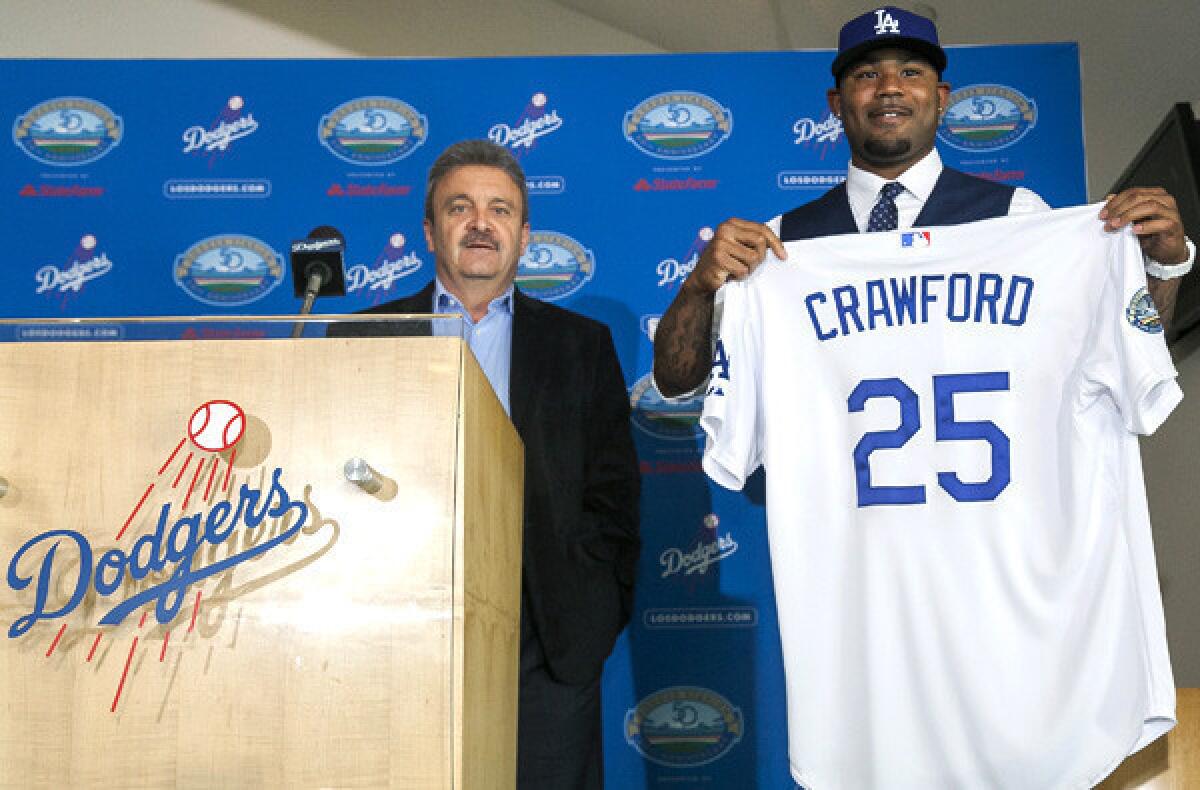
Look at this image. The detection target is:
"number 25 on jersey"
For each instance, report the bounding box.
[849,372,1011,507]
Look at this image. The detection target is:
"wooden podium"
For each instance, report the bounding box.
[0,321,523,788]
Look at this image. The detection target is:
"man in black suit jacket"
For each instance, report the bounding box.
[330,139,640,789]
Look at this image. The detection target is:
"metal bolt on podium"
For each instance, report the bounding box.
[343,458,383,495]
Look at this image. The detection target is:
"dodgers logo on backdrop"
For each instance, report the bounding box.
[623,91,732,159]
[13,97,123,166]
[318,97,427,165]
[1126,286,1163,333]
[629,373,704,441]
[793,109,843,148]
[516,231,593,301]
[345,233,423,295]
[625,686,743,767]
[35,234,113,298]
[174,235,284,306]
[489,92,563,153]
[660,514,739,579]
[182,95,258,155]
[657,228,712,289]
[937,85,1037,151]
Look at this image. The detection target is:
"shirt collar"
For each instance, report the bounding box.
[433,278,515,318]
[846,147,943,205]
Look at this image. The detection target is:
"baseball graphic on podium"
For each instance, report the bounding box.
[188,400,246,452]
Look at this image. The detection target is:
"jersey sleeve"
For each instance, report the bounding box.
[700,278,764,490]
[1080,227,1182,435]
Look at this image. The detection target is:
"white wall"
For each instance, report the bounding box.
[0,0,660,57]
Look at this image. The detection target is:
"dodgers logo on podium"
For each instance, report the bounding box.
[3,400,332,712]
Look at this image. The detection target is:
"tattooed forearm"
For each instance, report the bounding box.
[653,286,716,397]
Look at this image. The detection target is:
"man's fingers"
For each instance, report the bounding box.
[764,227,787,261]
[714,221,786,261]
[1104,194,1178,230]
[710,238,761,273]
[1128,218,1179,238]
[691,218,788,291]
[1103,188,1173,223]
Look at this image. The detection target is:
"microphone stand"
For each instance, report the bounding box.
[291,263,331,338]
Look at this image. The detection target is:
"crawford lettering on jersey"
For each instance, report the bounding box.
[805,272,1034,341]
[5,467,307,638]
[660,532,739,578]
[182,115,259,153]
[35,255,113,293]
[488,111,563,149]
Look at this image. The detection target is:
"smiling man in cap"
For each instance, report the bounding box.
[653,5,1194,397]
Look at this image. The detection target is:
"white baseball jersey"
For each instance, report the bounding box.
[701,204,1181,790]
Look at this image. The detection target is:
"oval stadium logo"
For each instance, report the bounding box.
[937,84,1037,151]
[625,686,743,767]
[318,96,428,165]
[630,372,704,441]
[516,230,594,301]
[1126,286,1163,333]
[174,235,285,307]
[13,97,122,166]
[623,91,732,159]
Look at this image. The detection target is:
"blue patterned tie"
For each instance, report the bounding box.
[866,182,904,232]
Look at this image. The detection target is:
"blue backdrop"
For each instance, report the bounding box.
[0,46,1085,787]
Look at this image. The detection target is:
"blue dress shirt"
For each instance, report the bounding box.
[433,279,514,417]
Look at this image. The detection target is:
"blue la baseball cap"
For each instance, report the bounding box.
[831,6,947,79]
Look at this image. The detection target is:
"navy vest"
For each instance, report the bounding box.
[779,166,1016,242]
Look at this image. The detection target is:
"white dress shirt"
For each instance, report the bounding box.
[766,148,1194,270]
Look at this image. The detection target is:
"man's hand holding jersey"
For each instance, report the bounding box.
[653,218,785,397]
[684,218,788,295]
[1101,187,1190,265]
[1102,187,1196,330]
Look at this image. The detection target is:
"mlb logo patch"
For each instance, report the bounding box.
[901,231,932,248]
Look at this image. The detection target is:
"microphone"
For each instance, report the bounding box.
[290,225,347,337]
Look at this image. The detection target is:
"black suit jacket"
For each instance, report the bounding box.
[329,282,641,684]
